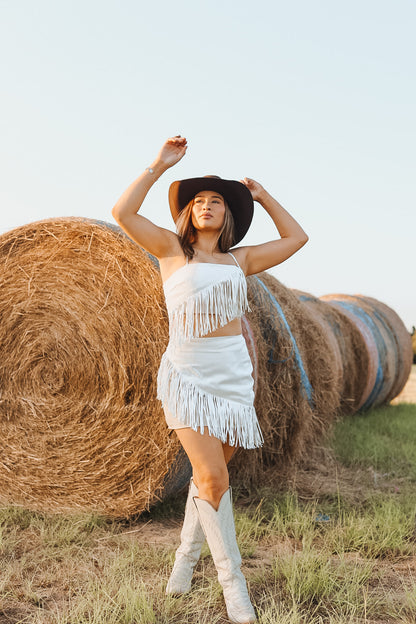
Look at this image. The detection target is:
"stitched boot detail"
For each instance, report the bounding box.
[193,488,256,623]
[166,479,205,594]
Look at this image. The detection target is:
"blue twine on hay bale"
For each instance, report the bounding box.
[299,294,343,338]
[253,277,314,407]
[332,300,385,410]
[366,303,400,384]
[251,283,293,365]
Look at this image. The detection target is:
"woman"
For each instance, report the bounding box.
[112,135,308,624]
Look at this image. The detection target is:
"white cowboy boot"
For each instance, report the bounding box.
[193,488,256,624]
[166,478,205,594]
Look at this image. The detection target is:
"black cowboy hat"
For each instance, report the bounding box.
[168,175,254,245]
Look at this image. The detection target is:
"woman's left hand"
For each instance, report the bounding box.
[240,177,266,203]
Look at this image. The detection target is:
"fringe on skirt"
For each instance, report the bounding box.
[157,334,264,449]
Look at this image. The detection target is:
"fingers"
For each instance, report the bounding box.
[167,135,187,146]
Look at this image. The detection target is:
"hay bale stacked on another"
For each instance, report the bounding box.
[0,217,189,517]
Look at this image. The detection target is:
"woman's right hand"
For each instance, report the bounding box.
[155,135,188,169]
[112,134,188,258]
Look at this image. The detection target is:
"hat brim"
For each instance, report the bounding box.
[168,176,254,246]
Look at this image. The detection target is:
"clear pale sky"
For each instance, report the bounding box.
[1,0,414,330]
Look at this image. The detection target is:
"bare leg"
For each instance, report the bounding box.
[223,438,238,464]
[174,428,256,622]
[175,428,237,510]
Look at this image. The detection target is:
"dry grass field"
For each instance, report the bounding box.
[1,400,416,623]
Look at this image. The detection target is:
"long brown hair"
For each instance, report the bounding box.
[175,197,236,260]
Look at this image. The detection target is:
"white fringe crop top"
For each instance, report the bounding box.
[162,251,250,342]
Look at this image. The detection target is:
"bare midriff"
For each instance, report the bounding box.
[195,316,242,338]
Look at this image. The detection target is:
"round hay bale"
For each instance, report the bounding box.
[228,305,274,484]
[321,295,383,409]
[293,290,344,400]
[261,276,340,424]
[295,291,369,413]
[2,216,408,513]
[0,217,189,517]
[355,296,412,403]
[241,272,339,470]
[246,274,314,466]
[241,315,259,396]
[320,294,409,409]
[320,295,378,410]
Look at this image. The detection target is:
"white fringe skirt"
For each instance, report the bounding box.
[157,334,263,449]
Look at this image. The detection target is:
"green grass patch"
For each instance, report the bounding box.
[331,403,416,479]
[273,547,375,619]
[327,496,416,558]
[236,490,416,561]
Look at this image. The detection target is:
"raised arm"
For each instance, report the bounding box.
[237,178,309,276]
[111,136,187,258]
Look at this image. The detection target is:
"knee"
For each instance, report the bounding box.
[197,465,229,501]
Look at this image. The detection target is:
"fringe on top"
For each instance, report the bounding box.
[165,268,251,342]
